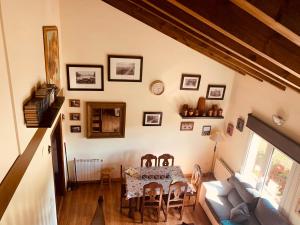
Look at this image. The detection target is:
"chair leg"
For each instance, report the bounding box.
[165,207,168,222]
[193,191,198,211]
[179,206,184,220]
[156,208,160,222]
[141,207,144,223]
[193,197,196,211]
[120,197,122,212]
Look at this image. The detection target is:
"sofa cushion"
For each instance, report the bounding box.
[230,202,250,223]
[205,195,233,221]
[228,175,260,210]
[254,198,290,225]
[227,189,243,207]
[241,213,261,225]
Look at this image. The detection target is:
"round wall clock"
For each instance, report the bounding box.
[150,80,164,95]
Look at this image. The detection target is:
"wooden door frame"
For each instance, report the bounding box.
[51,115,66,195]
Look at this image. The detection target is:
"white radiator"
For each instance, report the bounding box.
[74,158,102,182]
[214,158,233,181]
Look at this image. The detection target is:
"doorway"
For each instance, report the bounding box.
[51,115,66,214]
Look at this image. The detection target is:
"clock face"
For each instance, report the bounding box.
[150,80,164,95]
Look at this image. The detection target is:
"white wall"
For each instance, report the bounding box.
[59,0,236,178]
[0,0,62,224]
[0,127,58,225]
[220,74,300,224]
[0,10,19,182]
[0,0,62,152]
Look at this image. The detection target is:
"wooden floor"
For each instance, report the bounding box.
[58,182,211,225]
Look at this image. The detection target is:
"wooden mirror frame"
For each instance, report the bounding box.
[86,102,126,138]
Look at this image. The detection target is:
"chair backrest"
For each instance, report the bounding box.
[141,154,157,167]
[191,164,202,187]
[142,182,163,205]
[158,154,174,167]
[120,165,125,184]
[167,181,188,207]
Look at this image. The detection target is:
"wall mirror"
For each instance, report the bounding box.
[86,102,126,138]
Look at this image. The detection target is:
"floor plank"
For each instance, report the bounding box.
[58,182,211,225]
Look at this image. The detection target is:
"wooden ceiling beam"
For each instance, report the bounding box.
[231,0,300,47]
[102,0,294,92]
[139,0,300,89]
[245,0,300,36]
[174,0,300,77]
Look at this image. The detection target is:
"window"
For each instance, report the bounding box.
[242,133,294,207]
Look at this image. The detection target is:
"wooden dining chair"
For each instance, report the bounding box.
[185,164,202,210]
[120,165,129,212]
[158,154,174,167]
[140,182,164,223]
[163,181,188,222]
[141,154,157,167]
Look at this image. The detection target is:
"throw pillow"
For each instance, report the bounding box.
[230,202,250,223]
[221,220,239,225]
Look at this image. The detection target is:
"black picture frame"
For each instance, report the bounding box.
[143,112,162,126]
[69,99,80,107]
[202,125,211,136]
[70,125,81,133]
[206,85,226,100]
[70,113,80,121]
[236,117,245,132]
[180,74,201,90]
[66,64,104,91]
[108,55,143,82]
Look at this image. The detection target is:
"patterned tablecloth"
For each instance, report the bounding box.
[125,166,192,199]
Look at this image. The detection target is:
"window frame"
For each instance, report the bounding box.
[242,131,296,209]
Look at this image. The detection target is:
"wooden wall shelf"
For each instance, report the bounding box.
[180,114,224,119]
[26,96,65,128]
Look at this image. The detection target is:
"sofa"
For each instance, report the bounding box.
[199,173,290,225]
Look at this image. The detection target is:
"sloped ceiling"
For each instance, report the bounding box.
[102,0,300,93]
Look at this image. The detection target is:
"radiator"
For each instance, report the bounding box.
[214,158,233,181]
[74,158,102,182]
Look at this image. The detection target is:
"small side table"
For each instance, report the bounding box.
[101,168,113,188]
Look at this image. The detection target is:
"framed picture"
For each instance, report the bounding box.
[69,99,80,107]
[70,113,80,121]
[295,199,300,214]
[202,125,211,136]
[226,123,234,136]
[66,64,104,91]
[236,117,245,132]
[180,74,201,90]
[70,125,81,133]
[206,85,226,100]
[180,121,194,131]
[143,112,162,126]
[43,26,60,88]
[108,55,143,82]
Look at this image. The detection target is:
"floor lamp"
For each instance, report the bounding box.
[209,130,225,173]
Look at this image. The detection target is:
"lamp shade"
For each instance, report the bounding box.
[210,130,225,143]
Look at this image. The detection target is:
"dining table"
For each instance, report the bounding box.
[125,166,193,218]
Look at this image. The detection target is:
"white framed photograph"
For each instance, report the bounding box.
[180,121,194,131]
[143,112,162,126]
[66,64,104,91]
[180,74,201,90]
[108,55,143,82]
[206,85,226,100]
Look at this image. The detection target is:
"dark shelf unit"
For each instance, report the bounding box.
[180,114,224,119]
[26,96,65,128]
